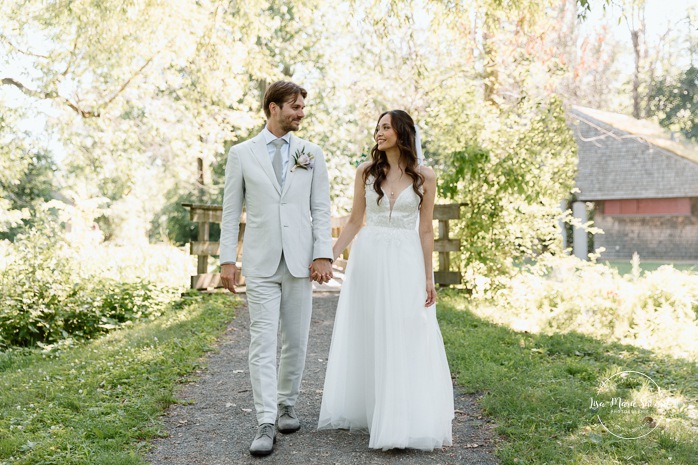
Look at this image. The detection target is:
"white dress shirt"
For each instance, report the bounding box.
[262,126,291,185]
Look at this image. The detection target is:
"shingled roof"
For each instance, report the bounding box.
[569,106,698,201]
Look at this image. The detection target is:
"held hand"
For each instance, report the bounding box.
[221,263,239,293]
[309,259,333,284]
[332,245,343,263]
[425,280,436,307]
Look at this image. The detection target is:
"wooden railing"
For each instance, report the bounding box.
[181,203,235,290]
[183,203,462,289]
[433,203,462,285]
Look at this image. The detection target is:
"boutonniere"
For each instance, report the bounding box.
[291,146,314,172]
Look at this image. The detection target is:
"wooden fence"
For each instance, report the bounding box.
[182,203,462,290]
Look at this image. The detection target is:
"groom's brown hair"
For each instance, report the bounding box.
[263,81,307,118]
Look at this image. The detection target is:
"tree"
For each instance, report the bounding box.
[643,7,698,141]
[620,0,648,119]
[648,66,698,142]
[1,0,334,241]
[341,1,579,286]
[1,0,581,286]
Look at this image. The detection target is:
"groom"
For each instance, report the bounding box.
[219,81,334,456]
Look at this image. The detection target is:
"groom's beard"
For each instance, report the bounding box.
[281,118,302,132]
[281,120,301,132]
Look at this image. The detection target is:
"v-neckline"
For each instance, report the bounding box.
[383,185,412,214]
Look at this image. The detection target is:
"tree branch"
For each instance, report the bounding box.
[2,51,157,118]
[61,33,81,77]
[1,77,100,117]
[0,33,51,59]
[101,54,156,109]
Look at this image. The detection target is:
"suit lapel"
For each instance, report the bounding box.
[250,133,281,195]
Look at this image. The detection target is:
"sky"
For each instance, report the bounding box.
[639,0,694,38]
[581,0,696,55]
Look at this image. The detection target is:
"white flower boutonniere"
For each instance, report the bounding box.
[291,146,314,172]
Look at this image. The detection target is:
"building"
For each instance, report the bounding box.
[568,106,698,261]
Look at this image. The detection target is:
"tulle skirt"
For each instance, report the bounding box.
[318,225,454,450]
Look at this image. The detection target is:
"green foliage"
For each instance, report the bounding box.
[150,185,222,245]
[648,65,698,142]
[0,217,179,348]
[0,108,56,237]
[0,293,239,464]
[2,0,349,242]
[1,0,593,238]
[437,146,491,199]
[0,149,57,241]
[430,96,577,286]
[0,0,656,282]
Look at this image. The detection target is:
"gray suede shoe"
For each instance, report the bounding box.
[249,423,275,456]
[277,404,301,433]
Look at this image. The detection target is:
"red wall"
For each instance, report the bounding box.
[604,198,691,216]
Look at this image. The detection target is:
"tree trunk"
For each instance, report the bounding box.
[631,29,641,119]
[482,13,500,105]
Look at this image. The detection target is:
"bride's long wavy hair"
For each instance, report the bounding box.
[362,110,425,207]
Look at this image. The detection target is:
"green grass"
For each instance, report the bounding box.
[603,260,698,276]
[0,292,240,465]
[438,291,698,465]
[3,284,696,464]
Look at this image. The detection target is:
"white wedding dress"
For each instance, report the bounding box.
[318,181,454,451]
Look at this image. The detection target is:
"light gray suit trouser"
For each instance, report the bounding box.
[245,253,313,425]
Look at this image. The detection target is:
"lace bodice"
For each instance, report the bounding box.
[365,182,420,230]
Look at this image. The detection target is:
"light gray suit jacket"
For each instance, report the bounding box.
[219,131,333,278]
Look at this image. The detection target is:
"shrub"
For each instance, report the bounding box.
[0,218,179,349]
[468,255,698,359]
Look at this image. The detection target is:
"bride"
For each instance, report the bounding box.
[317,110,454,450]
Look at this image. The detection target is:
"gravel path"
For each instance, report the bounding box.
[147,292,500,465]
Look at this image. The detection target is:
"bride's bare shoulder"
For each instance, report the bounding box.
[420,165,436,182]
[357,161,373,177]
[357,161,372,172]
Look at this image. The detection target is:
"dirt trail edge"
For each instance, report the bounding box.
[147,292,500,465]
